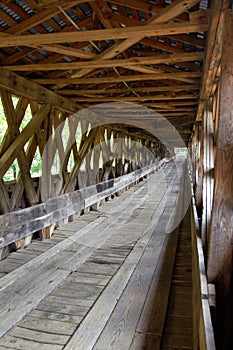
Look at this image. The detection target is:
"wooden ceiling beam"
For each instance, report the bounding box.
[68,0,204,82]
[90,1,118,31]
[0,48,36,65]
[109,11,206,47]
[29,44,95,60]
[196,1,224,121]
[145,0,203,24]
[71,94,198,102]
[3,52,204,71]
[59,84,200,95]
[80,101,197,110]
[143,101,198,107]
[6,1,84,35]
[107,0,163,16]
[122,65,162,75]
[34,71,201,85]
[0,21,208,47]
[0,69,81,114]
[0,0,11,6]
[32,0,97,8]
[105,125,191,140]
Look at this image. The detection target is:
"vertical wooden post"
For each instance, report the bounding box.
[93,126,101,183]
[190,124,198,188]
[201,100,214,254]
[207,9,233,349]
[195,118,204,211]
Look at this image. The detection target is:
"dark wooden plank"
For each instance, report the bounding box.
[29,309,82,324]
[8,327,69,345]
[36,299,89,316]
[64,272,111,286]
[206,9,233,350]
[0,163,159,248]
[0,173,154,338]
[18,315,77,335]
[0,161,188,350]
[0,336,63,350]
[65,161,182,350]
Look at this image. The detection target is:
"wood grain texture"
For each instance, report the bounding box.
[0,165,164,340]
[0,162,160,248]
[207,9,233,350]
[64,161,186,350]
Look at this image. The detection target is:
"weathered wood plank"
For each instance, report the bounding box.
[37,299,89,315]
[206,10,233,349]
[0,70,81,114]
[0,163,159,249]
[0,167,162,338]
[64,162,181,350]
[34,71,201,85]
[0,266,69,337]
[8,327,69,345]
[5,52,204,71]
[70,0,203,81]
[52,282,104,301]
[18,315,77,336]
[0,336,63,350]
[190,182,215,350]
[64,272,111,286]
[0,22,207,47]
[29,309,82,324]
[0,160,193,350]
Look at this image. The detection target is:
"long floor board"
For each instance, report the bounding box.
[0,159,192,350]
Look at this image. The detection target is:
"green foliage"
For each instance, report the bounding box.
[0,98,7,145]
[0,96,40,181]
[0,96,83,182]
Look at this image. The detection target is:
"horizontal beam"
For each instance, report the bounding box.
[71,95,198,102]
[29,44,96,59]
[59,84,200,96]
[80,101,197,110]
[0,69,81,114]
[3,52,204,71]
[0,22,208,47]
[196,2,223,121]
[34,72,202,85]
[33,0,97,8]
[0,162,163,248]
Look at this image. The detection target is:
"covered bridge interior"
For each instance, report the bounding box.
[0,0,232,349]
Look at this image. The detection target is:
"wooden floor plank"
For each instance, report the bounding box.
[52,283,104,300]
[9,327,69,345]
[18,315,77,336]
[44,295,94,307]
[161,210,193,350]
[0,160,194,350]
[94,192,180,350]
[0,336,63,350]
[64,164,177,350]
[0,176,152,339]
[29,309,82,324]
[0,268,69,338]
[36,299,89,315]
[64,272,111,286]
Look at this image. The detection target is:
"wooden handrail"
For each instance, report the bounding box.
[189,166,216,350]
[0,160,164,249]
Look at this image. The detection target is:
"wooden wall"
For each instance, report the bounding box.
[190,9,233,349]
[0,71,166,259]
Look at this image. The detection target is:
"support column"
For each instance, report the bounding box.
[201,100,214,254]
[207,9,233,349]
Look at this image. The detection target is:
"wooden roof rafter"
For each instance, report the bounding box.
[0,0,214,144]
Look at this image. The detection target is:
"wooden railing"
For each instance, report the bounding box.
[190,180,216,350]
[0,160,165,252]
